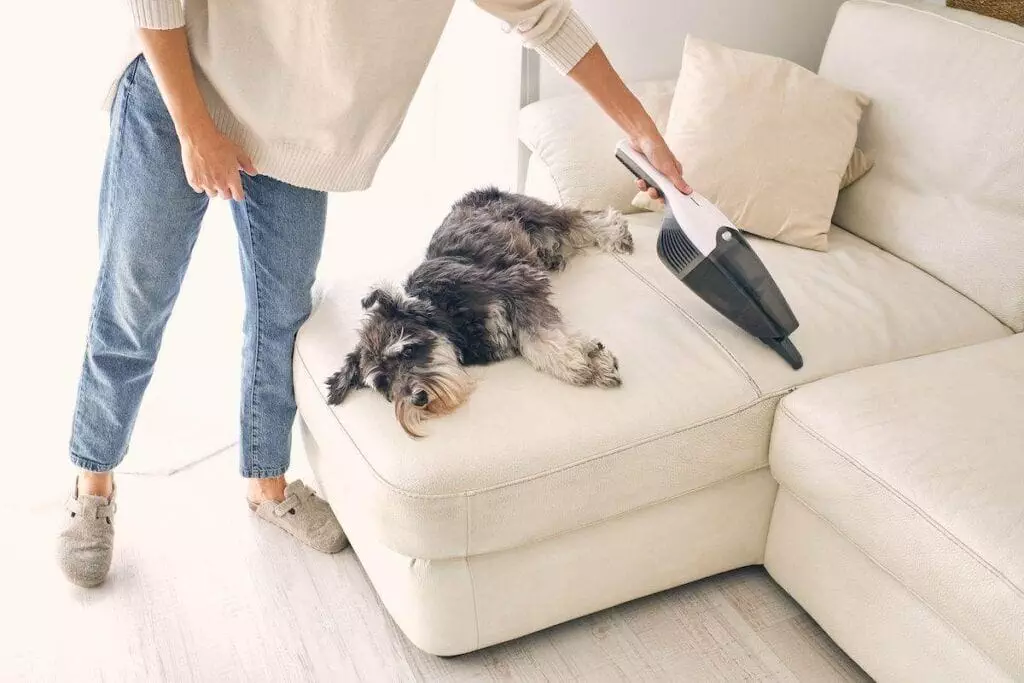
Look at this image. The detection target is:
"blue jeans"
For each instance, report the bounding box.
[70,56,327,478]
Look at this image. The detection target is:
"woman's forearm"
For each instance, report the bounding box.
[568,44,691,194]
[137,28,215,141]
[568,45,659,144]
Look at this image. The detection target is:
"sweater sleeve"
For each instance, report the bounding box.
[127,0,185,29]
[473,1,598,75]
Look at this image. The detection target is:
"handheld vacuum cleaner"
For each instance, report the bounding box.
[615,141,803,370]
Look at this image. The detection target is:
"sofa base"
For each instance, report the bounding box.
[302,421,778,655]
[765,489,1010,682]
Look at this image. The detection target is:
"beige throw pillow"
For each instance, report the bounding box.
[655,36,870,251]
[841,147,874,188]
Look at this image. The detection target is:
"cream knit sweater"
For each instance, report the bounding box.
[120,0,597,192]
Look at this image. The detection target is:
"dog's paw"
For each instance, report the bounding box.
[612,228,634,255]
[592,209,634,255]
[587,341,621,387]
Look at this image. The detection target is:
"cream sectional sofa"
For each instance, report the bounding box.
[293,1,1024,678]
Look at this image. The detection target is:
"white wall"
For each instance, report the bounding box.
[539,0,852,98]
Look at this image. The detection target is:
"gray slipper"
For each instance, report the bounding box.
[57,481,116,588]
[249,480,347,554]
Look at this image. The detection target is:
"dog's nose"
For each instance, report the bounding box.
[410,390,429,407]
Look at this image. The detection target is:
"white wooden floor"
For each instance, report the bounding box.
[3,447,870,682]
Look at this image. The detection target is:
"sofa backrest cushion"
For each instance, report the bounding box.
[820,0,1024,331]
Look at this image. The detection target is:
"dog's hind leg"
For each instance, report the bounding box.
[568,208,634,255]
[518,325,621,388]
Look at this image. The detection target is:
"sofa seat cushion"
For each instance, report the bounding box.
[771,334,1024,678]
[622,212,1011,394]
[296,227,773,560]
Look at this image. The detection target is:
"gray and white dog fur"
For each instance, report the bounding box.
[325,187,633,436]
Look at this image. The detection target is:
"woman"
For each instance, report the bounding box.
[59,0,690,587]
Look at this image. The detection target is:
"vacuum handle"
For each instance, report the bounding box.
[615,140,725,256]
[614,140,677,196]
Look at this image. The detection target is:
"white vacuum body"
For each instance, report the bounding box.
[615,141,803,369]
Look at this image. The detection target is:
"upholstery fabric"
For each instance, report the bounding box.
[661,36,869,251]
[820,0,1024,331]
[769,334,1024,679]
[295,238,768,559]
[766,490,1013,682]
[303,419,777,656]
[621,212,1010,395]
[519,80,677,212]
[522,151,562,206]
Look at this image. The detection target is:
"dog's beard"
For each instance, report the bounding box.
[394,339,473,437]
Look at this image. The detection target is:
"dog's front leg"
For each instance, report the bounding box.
[518,326,621,388]
[571,209,634,255]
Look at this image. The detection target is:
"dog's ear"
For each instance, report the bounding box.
[361,286,397,312]
[361,288,383,310]
[401,297,435,326]
[325,347,364,405]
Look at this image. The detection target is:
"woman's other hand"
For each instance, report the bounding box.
[180,126,257,201]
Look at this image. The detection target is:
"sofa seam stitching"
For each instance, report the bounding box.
[612,252,763,396]
[777,484,1010,675]
[301,340,783,501]
[777,404,1024,599]
[861,0,1024,46]
[464,495,481,650]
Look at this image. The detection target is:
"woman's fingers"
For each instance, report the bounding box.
[226,173,244,202]
[636,178,660,197]
[635,178,663,200]
[180,134,254,200]
[238,152,258,176]
[186,171,203,194]
[197,171,243,201]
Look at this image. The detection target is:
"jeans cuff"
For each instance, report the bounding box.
[69,452,116,473]
[242,464,289,479]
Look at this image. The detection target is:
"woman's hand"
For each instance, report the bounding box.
[180,125,257,201]
[138,28,256,201]
[632,133,692,202]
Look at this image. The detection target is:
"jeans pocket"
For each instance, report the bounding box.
[109,55,143,131]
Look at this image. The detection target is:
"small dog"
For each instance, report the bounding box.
[325,188,633,436]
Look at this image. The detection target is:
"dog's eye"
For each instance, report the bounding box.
[401,345,416,359]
